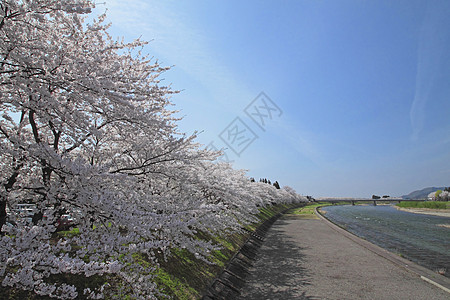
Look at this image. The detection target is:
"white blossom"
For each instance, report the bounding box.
[0,0,306,298]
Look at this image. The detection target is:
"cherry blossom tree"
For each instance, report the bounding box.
[0,1,305,298]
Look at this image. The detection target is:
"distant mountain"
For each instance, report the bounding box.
[402,187,446,199]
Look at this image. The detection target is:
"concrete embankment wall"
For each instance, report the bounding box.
[154,202,305,299]
[201,203,305,299]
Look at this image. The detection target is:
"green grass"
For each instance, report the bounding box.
[396,201,449,209]
[289,202,333,216]
[56,227,80,238]
[153,268,198,300]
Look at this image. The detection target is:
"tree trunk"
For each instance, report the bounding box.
[0,198,6,235]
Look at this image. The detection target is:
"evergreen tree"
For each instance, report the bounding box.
[273,181,280,189]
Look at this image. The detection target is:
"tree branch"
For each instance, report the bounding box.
[28,109,41,144]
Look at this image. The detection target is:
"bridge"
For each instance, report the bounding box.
[310,197,423,206]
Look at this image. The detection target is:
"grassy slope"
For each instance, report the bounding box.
[155,203,303,299]
[0,203,303,299]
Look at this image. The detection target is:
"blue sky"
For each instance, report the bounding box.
[95,0,450,197]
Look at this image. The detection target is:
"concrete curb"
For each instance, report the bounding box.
[315,206,450,294]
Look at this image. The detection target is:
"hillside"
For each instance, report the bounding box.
[401,187,446,199]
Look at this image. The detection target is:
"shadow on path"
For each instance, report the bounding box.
[238,216,318,300]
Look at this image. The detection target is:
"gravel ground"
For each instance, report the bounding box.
[238,214,450,300]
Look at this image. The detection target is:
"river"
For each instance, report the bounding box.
[320,204,450,277]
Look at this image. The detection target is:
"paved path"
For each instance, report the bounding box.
[238,213,450,300]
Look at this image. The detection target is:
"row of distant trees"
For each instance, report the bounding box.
[372,195,390,199]
[250,178,281,189]
[0,1,305,299]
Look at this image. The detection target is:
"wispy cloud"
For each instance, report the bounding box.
[410,1,448,141]
[98,0,252,112]
[273,117,324,166]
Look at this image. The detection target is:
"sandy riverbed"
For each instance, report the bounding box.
[395,206,450,218]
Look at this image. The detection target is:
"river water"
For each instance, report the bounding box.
[320,204,450,277]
